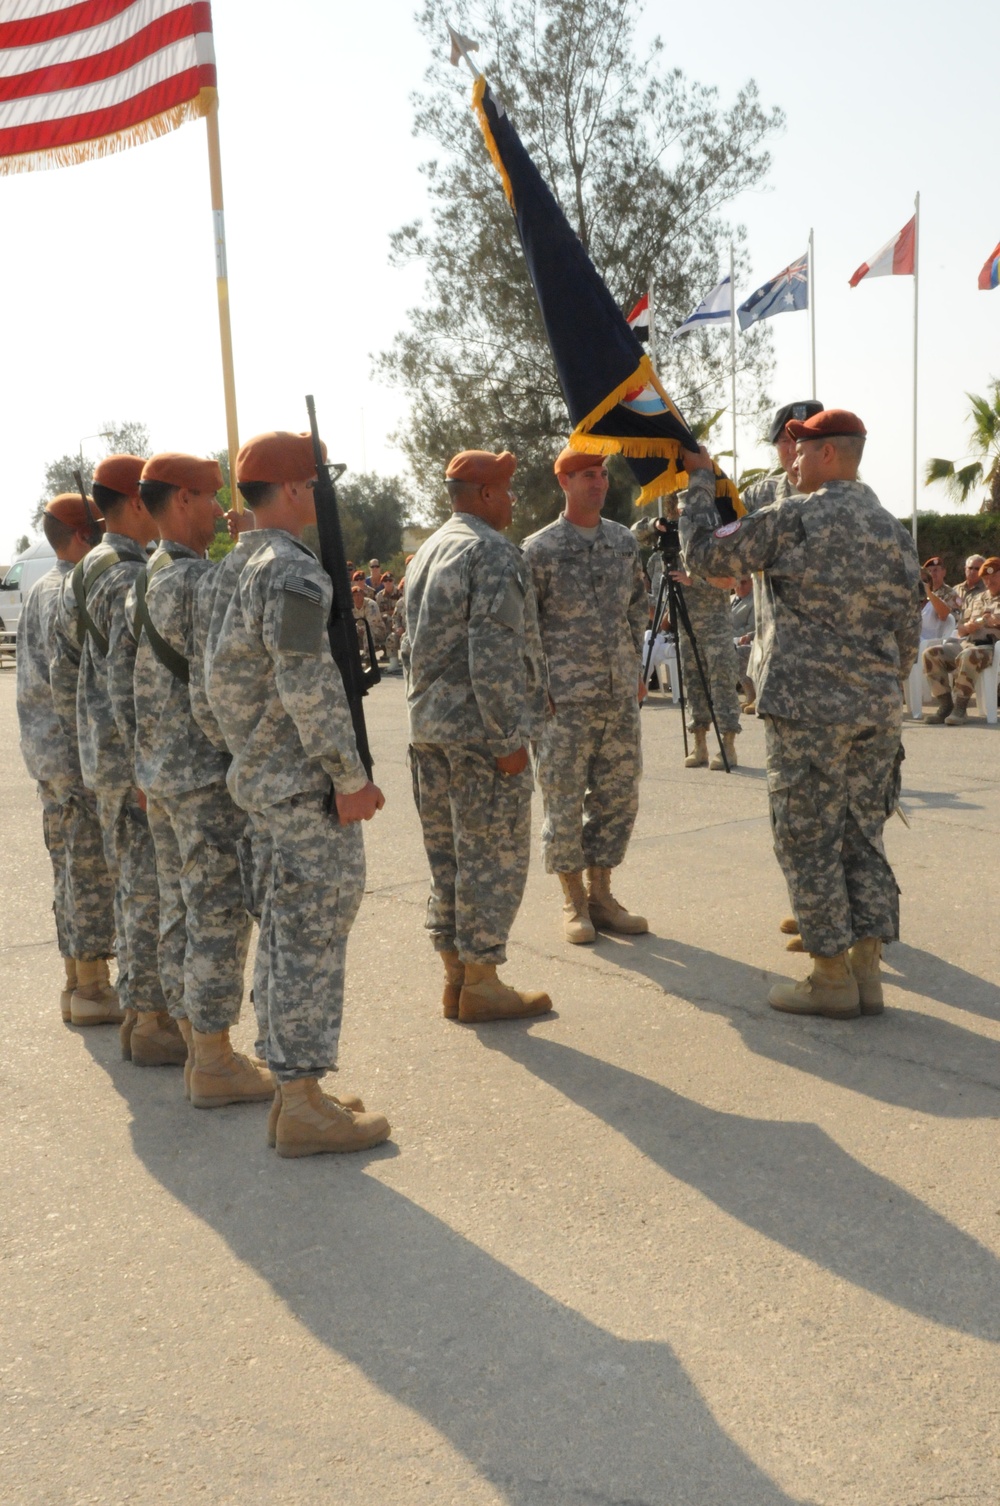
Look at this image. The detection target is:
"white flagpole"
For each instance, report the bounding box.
[808,226,817,399]
[911,192,920,542]
[729,243,738,484]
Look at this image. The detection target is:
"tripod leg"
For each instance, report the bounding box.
[664,577,688,758]
[642,573,670,693]
[672,583,731,773]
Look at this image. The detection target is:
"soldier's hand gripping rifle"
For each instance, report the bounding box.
[72,468,104,548]
[305,395,379,779]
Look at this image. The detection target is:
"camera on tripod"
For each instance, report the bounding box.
[650,516,681,570]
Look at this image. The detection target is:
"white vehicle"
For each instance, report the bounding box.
[0,539,57,632]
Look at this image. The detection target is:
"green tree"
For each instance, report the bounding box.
[339,473,409,562]
[31,419,152,527]
[14,534,30,556]
[925,380,1000,513]
[379,0,782,537]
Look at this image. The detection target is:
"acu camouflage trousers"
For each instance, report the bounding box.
[96,785,166,1015]
[146,783,256,1042]
[409,741,532,965]
[533,696,642,874]
[37,779,115,963]
[922,638,996,703]
[765,716,904,958]
[257,791,365,1083]
[678,586,741,734]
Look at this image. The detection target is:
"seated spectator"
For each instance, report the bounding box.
[954,554,986,615]
[366,558,384,596]
[923,555,1000,724]
[731,577,756,710]
[918,556,961,640]
[351,581,383,668]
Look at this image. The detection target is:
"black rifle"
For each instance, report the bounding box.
[305,395,379,780]
[72,468,104,548]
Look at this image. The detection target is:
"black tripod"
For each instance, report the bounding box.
[641,522,731,773]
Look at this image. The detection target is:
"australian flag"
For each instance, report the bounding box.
[472,76,740,511]
[737,253,809,331]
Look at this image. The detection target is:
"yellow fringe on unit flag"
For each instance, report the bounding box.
[0,88,216,177]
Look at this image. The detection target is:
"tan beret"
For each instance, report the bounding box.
[93,454,146,497]
[141,453,224,493]
[236,431,326,485]
[554,446,608,476]
[445,449,516,486]
[44,492,103,529]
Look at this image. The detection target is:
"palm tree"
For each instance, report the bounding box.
[925,380,1000,513]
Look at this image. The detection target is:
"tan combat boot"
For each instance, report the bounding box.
[120,1009,137,1060]
[945,696,970,725]
[458,963,552,1023]
[849,937,884,1015]
[440,949,465,1019]
[779,917,799,935]
[60,958,77,1023]
[768,953,861,1019]
[927,694,953,724]
[709,731,738,771]
[70,958,124,1026]
[266,1081,367,1147]
[178,1018,194,1099]
[684,728,709,768]
[558,872,596,945]
[274,1077,391,1158]
[188,1027,275,1108]
[130,1010,188,1067]
[585,867,648,935]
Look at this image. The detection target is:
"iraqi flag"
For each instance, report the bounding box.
[849,217,916,287]
[0,1,216,175]
[979,241,1000,291]
[625,292,649,342]
[471,75,739,512]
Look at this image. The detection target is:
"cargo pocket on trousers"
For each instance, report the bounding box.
[767,761,815,846]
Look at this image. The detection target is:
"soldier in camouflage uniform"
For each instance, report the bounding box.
[953,555,986,616]
[669,562,742,769]
[117,452,270,1111]
[522,448,649,945]
[923,555,1000,724]
[678,409,920,1020]
[404,449,551,1021]
[16,495,116,1023]
[49,455,179,1063]
[205,431,390,1158]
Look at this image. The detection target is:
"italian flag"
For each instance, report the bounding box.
[849,216,916,287]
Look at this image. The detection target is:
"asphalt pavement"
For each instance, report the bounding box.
[1,670,997,1506]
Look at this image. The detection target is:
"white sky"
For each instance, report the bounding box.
[1,0,996,560]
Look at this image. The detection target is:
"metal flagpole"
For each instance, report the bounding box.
[729,243,738,484]
[808,226,817,399]
[911,191,920,543]
[648,279,664,516]
[204,94,241,510]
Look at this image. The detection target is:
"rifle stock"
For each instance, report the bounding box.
[304,395,377,779]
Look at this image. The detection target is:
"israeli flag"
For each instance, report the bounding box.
[672,275,733,338]
[737,254,809,330]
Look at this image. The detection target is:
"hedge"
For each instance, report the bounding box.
[913,512,1000,579]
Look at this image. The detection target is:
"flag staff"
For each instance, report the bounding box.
[808,226,817,399]
[204,94,241,510]
[729,243,738,484]
[911,191,920,542]
[647,278,658,369]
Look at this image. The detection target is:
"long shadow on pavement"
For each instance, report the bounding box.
[480,1032,1000,1345]
[593,932,1000,1120]
[83,1034,816,1506]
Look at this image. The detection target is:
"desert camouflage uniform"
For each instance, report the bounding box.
[404,511,548,963]
[192,533,272,1023]
[923,590,1000,701]
[680,468,920,956]
[16,562,115,963]
[522,515,647,873]
[50,534,165,1014]
[954,578,986,617]
[205,529,368,1083]
[122,541,254,1041]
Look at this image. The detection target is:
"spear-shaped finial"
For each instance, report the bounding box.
[447,23,481,76]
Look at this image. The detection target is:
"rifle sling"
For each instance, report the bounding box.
[134,552,190,685]
[71,551,121,656]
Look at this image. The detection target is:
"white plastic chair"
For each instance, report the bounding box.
[907,630,952,719]
[643,630,680,703]
[972,640,1000,725]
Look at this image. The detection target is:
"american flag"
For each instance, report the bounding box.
[0,1,216,175]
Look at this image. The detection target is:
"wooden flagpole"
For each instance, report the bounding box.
[911,191,920,542]
[204,94,241,510]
